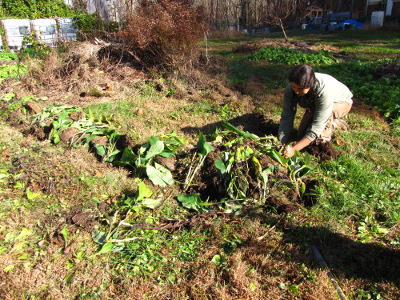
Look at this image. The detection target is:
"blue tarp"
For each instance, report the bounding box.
[338,19,363,29]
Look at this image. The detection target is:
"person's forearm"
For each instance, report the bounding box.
[284,136,313,158]
[292,137,313,152]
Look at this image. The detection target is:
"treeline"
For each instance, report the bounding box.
[192,0,308,30]
[1,0,366,31]
[0,0,311,30]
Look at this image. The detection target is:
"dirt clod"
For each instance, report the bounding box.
[25,101,42,114]
[156,155,176,171]
[8,108,24,124]
[90,136,109,147]
[59,127,81,143]
[307,140,339,161]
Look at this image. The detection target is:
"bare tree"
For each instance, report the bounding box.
[263,0,307,40]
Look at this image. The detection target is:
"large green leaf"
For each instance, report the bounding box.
[197,133,214,157]
[146,163,174,187]
[97,242,114,254]
[266,149,287,166]
[119,148,137,164]
[95,145,107,157]
[221,121,259,140]
[215,159,227,175]
[144,140,165,160]
[177,194,206,213]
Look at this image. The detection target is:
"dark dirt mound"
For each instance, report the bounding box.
[59,127,81,143]
[306,140,339,161]
[373,56,400,80]
[175,147,224,201]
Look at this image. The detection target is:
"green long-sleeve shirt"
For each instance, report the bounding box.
[278,72,353,143]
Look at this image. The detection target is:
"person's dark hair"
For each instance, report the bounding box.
[289,64,316,89]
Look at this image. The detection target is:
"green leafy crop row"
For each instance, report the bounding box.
[249,47,338,65]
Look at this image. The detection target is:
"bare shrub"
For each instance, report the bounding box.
[119,0,207,70]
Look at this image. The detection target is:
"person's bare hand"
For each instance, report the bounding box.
[284,145,295,158]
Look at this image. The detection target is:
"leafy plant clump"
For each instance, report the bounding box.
[0,52,18,61]
[0,64,27,82]
[0,0,74,18]
[249,47,338,65]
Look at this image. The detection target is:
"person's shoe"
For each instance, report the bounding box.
[332,119,350,131]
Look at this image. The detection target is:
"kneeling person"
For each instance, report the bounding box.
[278,64,353,158]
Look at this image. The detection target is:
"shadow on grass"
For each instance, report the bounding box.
[283,225,400,287]
[181,113,279,137]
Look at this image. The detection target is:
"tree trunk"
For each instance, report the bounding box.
[279,18,288,41]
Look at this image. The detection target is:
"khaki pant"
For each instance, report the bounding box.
[298,102,352,142]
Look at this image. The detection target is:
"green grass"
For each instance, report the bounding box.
[316,155,399,223]
[111,227,210,283]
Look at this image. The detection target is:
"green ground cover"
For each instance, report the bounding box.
[0,28,399,299]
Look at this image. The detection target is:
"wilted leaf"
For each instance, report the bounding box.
[26,188,40,200]
[3,265,15,272]
[15,228,33,241]
[141,198,163,209]
[9,241,26,254]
